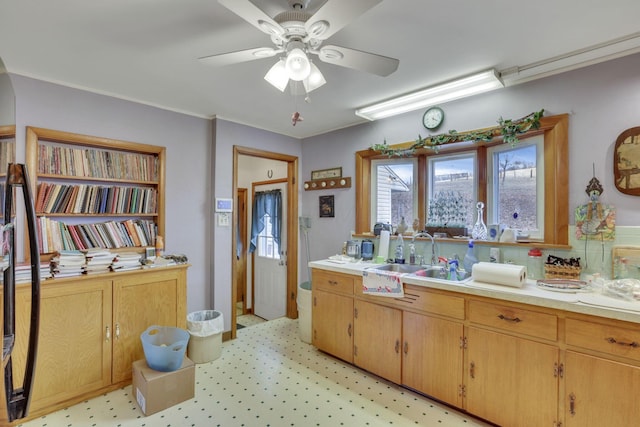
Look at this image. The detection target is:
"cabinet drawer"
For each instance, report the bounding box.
[468,300,557,341]
[312,269,354,295]
[566,318,640,362]
[394,285,465,319]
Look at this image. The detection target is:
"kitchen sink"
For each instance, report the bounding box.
[369,264,425,274]
[369,264,471,281]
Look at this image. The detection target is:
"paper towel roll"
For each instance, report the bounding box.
[471,262,527,288]
[378,230,390,261]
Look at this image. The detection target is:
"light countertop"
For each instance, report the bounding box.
[309,259,640,324]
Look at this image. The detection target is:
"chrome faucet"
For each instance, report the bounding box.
[412,231,437,265]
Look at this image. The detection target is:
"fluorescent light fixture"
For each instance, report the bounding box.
[355,69,504,121]
[264,59,289,92]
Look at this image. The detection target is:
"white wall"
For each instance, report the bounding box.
[11,75,213,315]
[300,52,640,281]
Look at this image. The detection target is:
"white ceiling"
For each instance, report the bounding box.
[2,0,640,138]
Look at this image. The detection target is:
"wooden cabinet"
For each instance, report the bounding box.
[353,300,401,383]
[563,351,640,427]
[465,326,559,427]
[312,269,354,363]
[465,299,559,426]
[311,265,640,427]
[112,267,187,383]
[25,126,166,255]
[402,311,463,407]
[10,279,112,416]
[0,265,188,425]
[563,317,640,426]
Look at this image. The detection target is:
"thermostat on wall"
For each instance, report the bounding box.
[215,198,233,212]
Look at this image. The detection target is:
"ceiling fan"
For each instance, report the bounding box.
[200,0,399,94]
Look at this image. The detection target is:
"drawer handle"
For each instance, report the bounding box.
[395,339,400,354]
[403,341,408,354]
[497,314,522,323]
[605,337,640,348]
[347,323,352,337]
[105,326,111,342]
[469,361,475,379]
[328,280,338,286]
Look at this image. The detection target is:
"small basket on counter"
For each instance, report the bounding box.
[544,264,582,280]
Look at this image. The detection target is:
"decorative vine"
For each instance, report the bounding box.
[370,109,545,156]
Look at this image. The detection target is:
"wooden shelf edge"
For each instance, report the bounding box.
[304,176,351,191]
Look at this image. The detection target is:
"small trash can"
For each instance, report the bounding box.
[297,281,312,343]
[140,325,190,372]
[186,310,224,363]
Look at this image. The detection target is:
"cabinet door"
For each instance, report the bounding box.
[2,280,112,419]
[312,290,353,363]
[465,326,558,427]
[354,300,401,383]
[564,351,640,427]
[112,269,187,383]
[402,311,463,407]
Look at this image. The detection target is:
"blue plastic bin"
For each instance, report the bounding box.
[140,325,190,372]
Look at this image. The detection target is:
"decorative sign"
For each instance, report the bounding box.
[311,167,342,180]
[614,126,640,195]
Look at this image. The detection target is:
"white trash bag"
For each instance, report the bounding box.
[186,310,223,337]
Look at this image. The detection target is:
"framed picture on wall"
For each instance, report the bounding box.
[319,195,334,218]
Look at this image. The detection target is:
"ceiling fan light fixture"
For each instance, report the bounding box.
[285,47,311,81]
[355,69,504,120]
[303,61,326,92]
[264,59,289,92]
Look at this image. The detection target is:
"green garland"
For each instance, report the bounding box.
[371,109,545,156]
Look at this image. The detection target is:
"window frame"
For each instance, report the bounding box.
[371,157,419,230]
[355,114,569,247]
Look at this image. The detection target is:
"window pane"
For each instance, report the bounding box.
[428,154,476,229]
[372,160,416,230]
[257,214,280,259]
[491,141,542,236]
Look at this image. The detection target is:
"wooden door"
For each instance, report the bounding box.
[465,327,558,427]
[112,269,185,383]
[1,280,112,420]
[564,351,640,427]
[354,300,401,383]
[312,290,353,363]
[402,311,463,407]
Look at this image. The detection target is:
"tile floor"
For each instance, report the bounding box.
[18,318,492,427]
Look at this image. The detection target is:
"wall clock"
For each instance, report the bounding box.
[422,106,444,130]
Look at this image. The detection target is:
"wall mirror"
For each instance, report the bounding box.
[355,114,569,247]
[614,126,640,196]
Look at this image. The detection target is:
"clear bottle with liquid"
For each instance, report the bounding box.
[463,240,478,273]
[528,248,543,280]
[394,234,405,264]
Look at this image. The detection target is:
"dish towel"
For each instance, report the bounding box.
[362,269,405,298]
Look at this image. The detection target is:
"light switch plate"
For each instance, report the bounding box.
[217,212,230,227]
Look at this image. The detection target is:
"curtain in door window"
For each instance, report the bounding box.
[249,189,282,253]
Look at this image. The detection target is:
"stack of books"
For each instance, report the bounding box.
[15,262,53,283]
[110,251,142,272]
[83,248,114,275]
[51,250,85,278]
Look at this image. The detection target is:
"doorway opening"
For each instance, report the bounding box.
[232,146,299,339]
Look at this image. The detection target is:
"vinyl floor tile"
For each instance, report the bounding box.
[18,318,491,427]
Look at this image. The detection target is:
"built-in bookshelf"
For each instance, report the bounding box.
[25,127,165,256]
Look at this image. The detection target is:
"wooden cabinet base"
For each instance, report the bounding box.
[0,265,188,425]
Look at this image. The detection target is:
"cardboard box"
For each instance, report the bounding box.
[132,357,195,416]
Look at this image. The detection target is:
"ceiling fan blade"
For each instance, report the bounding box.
[218,0,284,37]
[305,0,382,41]
[317,45,399,77]
[199,47,280,67]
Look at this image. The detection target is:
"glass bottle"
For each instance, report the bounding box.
[471,202,487,240]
